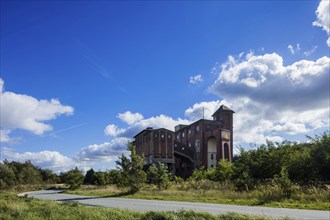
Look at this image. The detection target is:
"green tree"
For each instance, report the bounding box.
[116,143,147,192]
[0,163,16,189]
[148,162,171,190]
[309,132,330,181]
[83,168,96,184]
[39,169,60,184]
[108,169,121,185]
[19,166,42,185]
[273,166,293,198]
[209,160,234,182]
[64,167,84,190]
[94,171,109,186]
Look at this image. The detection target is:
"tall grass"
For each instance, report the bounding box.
[0,192,282,220]
[68,181,330,210]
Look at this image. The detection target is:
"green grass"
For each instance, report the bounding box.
[0,192,284,220]
[66,184,330,211]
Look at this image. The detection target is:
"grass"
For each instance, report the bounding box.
[66,183,330,211]
[0,192,285,220]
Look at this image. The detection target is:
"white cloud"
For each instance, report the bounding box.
[105,113,190,139]
[304,45,318,57]
[117,111,144,125]
[76,137,130,162]
[209,52,329,145]
[2,147,77,173]
[184,100,225,121]
[0,79,74,140]
[104,124,124,137]
[313,0,330,47]
[189,74,203,85]
[0,129,12,143]
[288,43,301,55]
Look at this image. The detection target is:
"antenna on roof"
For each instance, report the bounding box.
[202,107,204,119]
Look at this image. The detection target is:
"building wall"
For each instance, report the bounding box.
[134,105,234,178]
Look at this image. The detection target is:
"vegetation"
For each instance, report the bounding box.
[115,143,147,192]
[0,192,289,220]
[67,132,330,210]
[1,132,329,212]
[60,167,84,190]
[148,162,171,190]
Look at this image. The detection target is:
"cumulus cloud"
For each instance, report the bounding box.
[0,79,74,141]
[189,74,203,85]
[104,124,125,137]
[208,52,329,145]
[313,0,330,46]
[117,111,144,125]
[76,137,130,162]
[2,147,77,173]
[105,112,190,139]
[184,100,223,121]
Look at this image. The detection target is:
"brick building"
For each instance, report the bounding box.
[133,105,234,178]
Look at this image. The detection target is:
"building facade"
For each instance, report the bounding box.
[133,105,234,178]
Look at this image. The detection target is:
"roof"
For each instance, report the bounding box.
[212,105,235,117]
[133,127,174,138]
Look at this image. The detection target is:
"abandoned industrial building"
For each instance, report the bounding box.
[133,105,234,178]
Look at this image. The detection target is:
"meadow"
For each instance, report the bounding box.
[0,192,288,220]
[67,182,330,211]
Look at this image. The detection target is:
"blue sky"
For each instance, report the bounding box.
[1,0,329,173]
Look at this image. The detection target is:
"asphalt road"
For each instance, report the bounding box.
[20,190,330,220]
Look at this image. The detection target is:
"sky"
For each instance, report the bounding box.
[1,0,329,173]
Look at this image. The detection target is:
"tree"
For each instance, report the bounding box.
[39,168,60,184]
[116,143,147,192]
[148,162,171,190]
[93,171,109,186]
[0,163,16,189]
[83,168,96,184]
[209,160,234,182]
[273,166,293,198]
[108,169,121,185]
[64,167,84,190]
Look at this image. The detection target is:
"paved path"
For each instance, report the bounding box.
[20,190,330,220]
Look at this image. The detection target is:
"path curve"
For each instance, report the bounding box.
[19,190,330,220]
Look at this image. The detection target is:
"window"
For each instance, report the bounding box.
[176,134,180,140]
[195,139,200,152]
[168,134,172,139]
[161,134,165,138]
[154,133,158,138]
[211,154,214,160]
[182,132,185,137]
[196,126,200,132]
[188,129,191,135]
[188,143,191,147]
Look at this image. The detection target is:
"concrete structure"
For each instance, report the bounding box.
[133,105,234,178]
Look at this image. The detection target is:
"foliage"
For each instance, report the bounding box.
[273,167,293,198]
[93,171,110,186]
[62,167,84,190]
[208,160,234,182]
[116,143,147,192]
[0,160,59,190]
[108,169,121,185]
[148,162,171,190]
[83,168,96,184]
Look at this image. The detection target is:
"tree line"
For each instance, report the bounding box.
[1,132,329,193]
